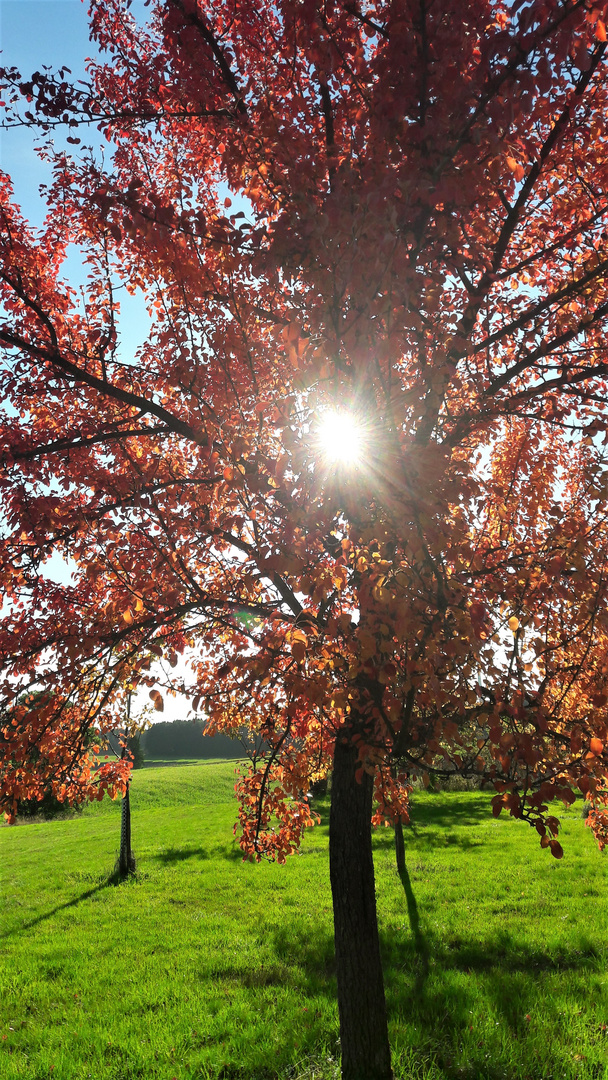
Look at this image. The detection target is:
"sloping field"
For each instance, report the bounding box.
[1,761,607,1080]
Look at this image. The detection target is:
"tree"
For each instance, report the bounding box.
[118,696,137,875]
[141,717,250,759]
[3,1,608,1076]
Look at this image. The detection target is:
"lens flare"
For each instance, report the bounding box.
[317,411,365,465]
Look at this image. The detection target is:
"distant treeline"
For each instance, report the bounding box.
[141,719,246,760]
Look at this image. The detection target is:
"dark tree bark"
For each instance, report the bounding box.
[118,780,136,875]
[329,735,393,1080]
[117,693,136,877]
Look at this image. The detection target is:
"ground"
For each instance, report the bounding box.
[1,761,607,1079]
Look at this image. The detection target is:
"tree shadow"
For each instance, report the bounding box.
[386,924,604,1077]
[373,796,494,859]
[217,844,249,862]
[0,869,127,940]
[153,842,247,865]
[407,792,493,827]
[256,879,604,1080]
[375,840,606,1077]
[271,921,336,994]
[154,845,210,864]
[309,791,495,835]
[396,857,430,995]
[307,795,331,831]
[143,758,220,769]
[374,828,485,855]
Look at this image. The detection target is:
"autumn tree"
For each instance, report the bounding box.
[3,1,608,1076]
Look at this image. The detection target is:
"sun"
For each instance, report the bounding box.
[317,410,365,466]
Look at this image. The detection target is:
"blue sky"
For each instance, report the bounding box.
[0,1,150,367]
[1,1,99,226]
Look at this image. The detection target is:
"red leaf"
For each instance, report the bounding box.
[550,840,564,859]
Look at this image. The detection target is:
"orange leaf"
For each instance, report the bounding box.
[291,640,306,663]
[590,737,604,755]
[506,157,525,182]
[149,689,164,714]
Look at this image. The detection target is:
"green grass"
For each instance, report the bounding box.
[1,763,607,1080]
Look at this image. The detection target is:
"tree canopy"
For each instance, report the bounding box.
[3,1,608,1075]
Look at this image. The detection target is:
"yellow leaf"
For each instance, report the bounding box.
[508,616,519,632]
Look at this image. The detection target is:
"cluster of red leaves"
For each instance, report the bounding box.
[234,766,319,864]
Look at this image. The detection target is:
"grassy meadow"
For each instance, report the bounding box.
[1,760,608,1080]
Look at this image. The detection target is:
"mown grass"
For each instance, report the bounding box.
[1,762,607,1080]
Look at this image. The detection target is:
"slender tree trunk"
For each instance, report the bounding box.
[118,692,135,877]
[329,736,393,1080]
[118,781,135,875]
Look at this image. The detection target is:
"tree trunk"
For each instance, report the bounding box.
[329,736,393,1080]
[118,781,135,875]
[117,692,136,877]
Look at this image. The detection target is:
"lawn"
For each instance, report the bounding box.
[1,761,607,1080]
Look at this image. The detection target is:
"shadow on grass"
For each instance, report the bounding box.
[142,758,244,769]
[151,842,244,865]
[155,845,210,864]
[381,851,605,1070]
[380,866,606,1079]
[5,835,603,1080]
[309,792,494,839]
[383,919,601,985]
[407,792,493,825]
[308,796,331,831]
[138,841,244,868]
[0,868,129,940]
[397,857,430,995]
[256,870,603,1080]
[272,921,337,994]
[218,844,248,862]
[375,829,486,855]
[373,796,494,858]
